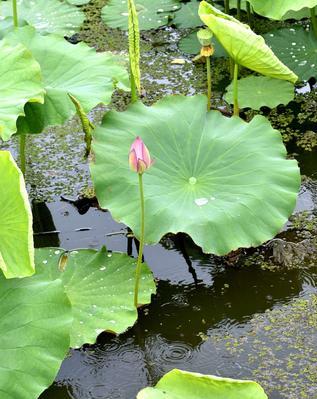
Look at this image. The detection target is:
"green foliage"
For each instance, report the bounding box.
[128,0,141,93]
[0,39,44,141]
[263,27,317,81]
[5,26,129,134]
[101,0,181,30]
[0,273,72,399]
[90,95,300,255]
[225,76,295,110]
[198,2,298,83]
[173,0,203,28]
[35,247,156,348]
[137,369,268,398]
[248,0,317,20]
[0,151,35,279]
[179,31,227,57]
[1,0,85,35]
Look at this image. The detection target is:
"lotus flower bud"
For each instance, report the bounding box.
[129,136,153,174]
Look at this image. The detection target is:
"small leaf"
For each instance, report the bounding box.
[224,76,295,110]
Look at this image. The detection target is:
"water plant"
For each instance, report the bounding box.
[128,0,141,102]
[197,28,214,110]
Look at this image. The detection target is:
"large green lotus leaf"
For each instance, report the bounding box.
[90,95,300,255]
[248,0,317,20]
[179,31,228,57]
[224,76,295,110]
[173,0,203,28]
[35,247,156,348]
[281,6,317,20]
[66,0,90,4]
[6,26,129,134]
[137,369,268,399]
[0,39,44,141]
[263,27,317,81]
[101,0,181,30]
[1,0,84,35]
[198,1,298,83]
[0,151,34,279]
[0,273,72,399]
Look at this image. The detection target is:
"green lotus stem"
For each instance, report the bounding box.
[12,0,18,27]
[206,56,212,110]
[19,135,26,175]
[237,0,241,19]
[134,172,145,308]
[224,0,229,14]
[310,8,317,37]
[246,1,252,26]
[233,63,239,116]
[130,68,138,103]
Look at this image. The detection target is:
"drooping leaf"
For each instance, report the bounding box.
[35,247,156,348]
[248,0,317,20]
[90,95,300,255]
[173,0,203,28]
[137,369,268,399]
[0,39,44,141]
[281,6,317,20]
[101,0,181,30]
[5,26,129,134]
[0,151,35,279]
[263,27,317,81]
[1,0,85,35]
[179,31,227,57]
[0,273,72,399]
[198,1,298,83]
[128,0,141,93]
[224,76,295,110]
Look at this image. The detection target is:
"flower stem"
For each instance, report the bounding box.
[12,0,18,27]
[134,173,145,308]
[206,56,211,110]
[310,8,317,37]
[237,0,241,19]
[19,134,26,175]
[246,1,252,26]
[233,63,239,117]
[224,0,229,14]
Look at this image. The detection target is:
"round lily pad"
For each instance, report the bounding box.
[1,0,85,35]
[0,273,72,399]
[101,0,181,30]
[224,76,295,110]
[248,0,317,20]
[179,31,228,57]
[36,247,156,348]
[6,26,129,134]
[0,151,34,279]
[137,369,268,399]
[173,0,203,28]
[0,39,44,141]
[263,27,317,81]
[90,95,300,255]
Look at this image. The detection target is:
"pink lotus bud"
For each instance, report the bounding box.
[129,136,153,174]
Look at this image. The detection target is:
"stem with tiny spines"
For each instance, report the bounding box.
[134,173,145,308]
[310,8,317,37]
[12,0,18,27]
[233,63,239,117]
[206,56,211,110]
[19,135,26,175]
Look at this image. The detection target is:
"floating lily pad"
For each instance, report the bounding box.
[91,95,300,255]
[6,26,129,134]
[1,0,85,35]
[248,0,317,20]
[281,6,317,20]
[224,76,295,110]
[137,369,268,399]
[173,0,202,28]
[66,0,90,5]
[0,39,44,141]
[179,31,227,57]
[198,2,298,83]
[36,247,156,348]
[263,27,317,81]
[101,0,181,30]
[0,273,72,399]
[0,151,35,279]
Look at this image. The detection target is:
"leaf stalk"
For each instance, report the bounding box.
[233,63,239,116]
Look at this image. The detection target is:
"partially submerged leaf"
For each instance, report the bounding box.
[36,247,156,348]
[91,95,300,255]
[102,0,181,30]
[248,0,317,20]
[1,0,85,35]
[0,39,44,141]
[6,26,129,134]
[224,76,295,110]
[198,1,298,83]
[0,151,35,278]
[137,369,268,399]
[0,273,72,399]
